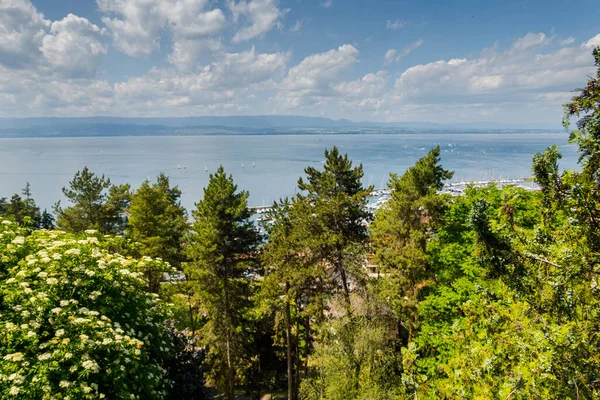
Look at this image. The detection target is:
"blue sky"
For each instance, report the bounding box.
[1,0,599,125]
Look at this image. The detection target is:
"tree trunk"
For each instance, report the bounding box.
[224,263,235,400]
[294,317,301,400]
[285,282,294,400]
[303,316,311,379]
[340,267,352,314]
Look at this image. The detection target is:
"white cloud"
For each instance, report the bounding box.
[0,45,288,117]
[384,49,398,65]
[0,0,49,68]
[41,14,107,78]
[336,71,389,112]
[290,20,302,33]
[271,44,359,111]
[582,34,600,49]
[389,32,598,124]
[321,0,334,8]
[384,39,423,65]
[229,0,285,43]
[386,20,405,30]
[97,0,166,57]
[282,44,358,94]
[98,0,227,69]
[335,71,388,98]
[0,1,106,78]
[560,37,575,46]
[513,32,552,50]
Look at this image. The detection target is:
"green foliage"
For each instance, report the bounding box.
[0,183,51,229]
[0,221,174,399]
[128,174,188,292]
[54,167,130,234]
[296,146,373,310]
[371,146,453,343]
[185,166,260,399]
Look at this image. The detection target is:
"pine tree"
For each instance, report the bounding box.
[260,199,325,400]
[371,146,453,343]
[128,173,188,292]
[292,146,372,393]
[54,167,130,234]
[296,146,372,313]
[185,166,260,400]
[39,209,55,229]
[0,183,42,227]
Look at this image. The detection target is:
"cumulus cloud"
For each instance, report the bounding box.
[98,0,227,69]
[0,0,49,68]
[229,0,286,43]
[41,14,107,78]
[1,3,599,127]
[0,45,288,117]
[513,32,552,50]
[335,71,388,98]
[282,44,358,93]
[0,0,106,78]
[321,0,334,8]
[271,44,359,110]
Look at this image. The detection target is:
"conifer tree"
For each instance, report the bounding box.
[0,183,42,227]
[371,146,453,342]
[185,166,260,400]
[128,173,188,292]
[54,167,130,234]
[260,199,324,400]
[296,146,372,313]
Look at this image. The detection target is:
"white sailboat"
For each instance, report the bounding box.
[205,166,208,172]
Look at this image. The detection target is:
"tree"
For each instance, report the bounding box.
[128,174,188,293]
[260,199,325,400]
[0,183,42,227]
[39,209,55,229]
[185,166,260,400]
[296,146,372,314]
[54,167,130,234]
[290,147,373,394]
[371,146,453,343]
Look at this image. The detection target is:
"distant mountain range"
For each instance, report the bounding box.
[0,116,562,138]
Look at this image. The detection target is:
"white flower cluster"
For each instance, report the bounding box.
[0,224,174,399]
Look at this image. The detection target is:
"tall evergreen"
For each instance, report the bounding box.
[185,166,260,400]
[54,167,130,234]
[260,199,324,400]
[0,183,42,227]
[371,146,453,343]
[296,146,372,313]
[128,173,188,292]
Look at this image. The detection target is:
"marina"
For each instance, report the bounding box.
[250,177,539,218]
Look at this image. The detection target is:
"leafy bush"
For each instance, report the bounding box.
[0,221,174,399]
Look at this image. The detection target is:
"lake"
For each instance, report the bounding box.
[0,133,579,211]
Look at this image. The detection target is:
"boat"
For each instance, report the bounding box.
[178,164,181,169]
[253,162,256,167]
[205,166,208,172]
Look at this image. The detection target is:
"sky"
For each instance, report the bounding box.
[1,0,599,125]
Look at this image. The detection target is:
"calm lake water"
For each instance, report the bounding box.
[0,133,579,211]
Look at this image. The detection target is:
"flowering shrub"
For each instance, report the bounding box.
[0,221,175,399]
